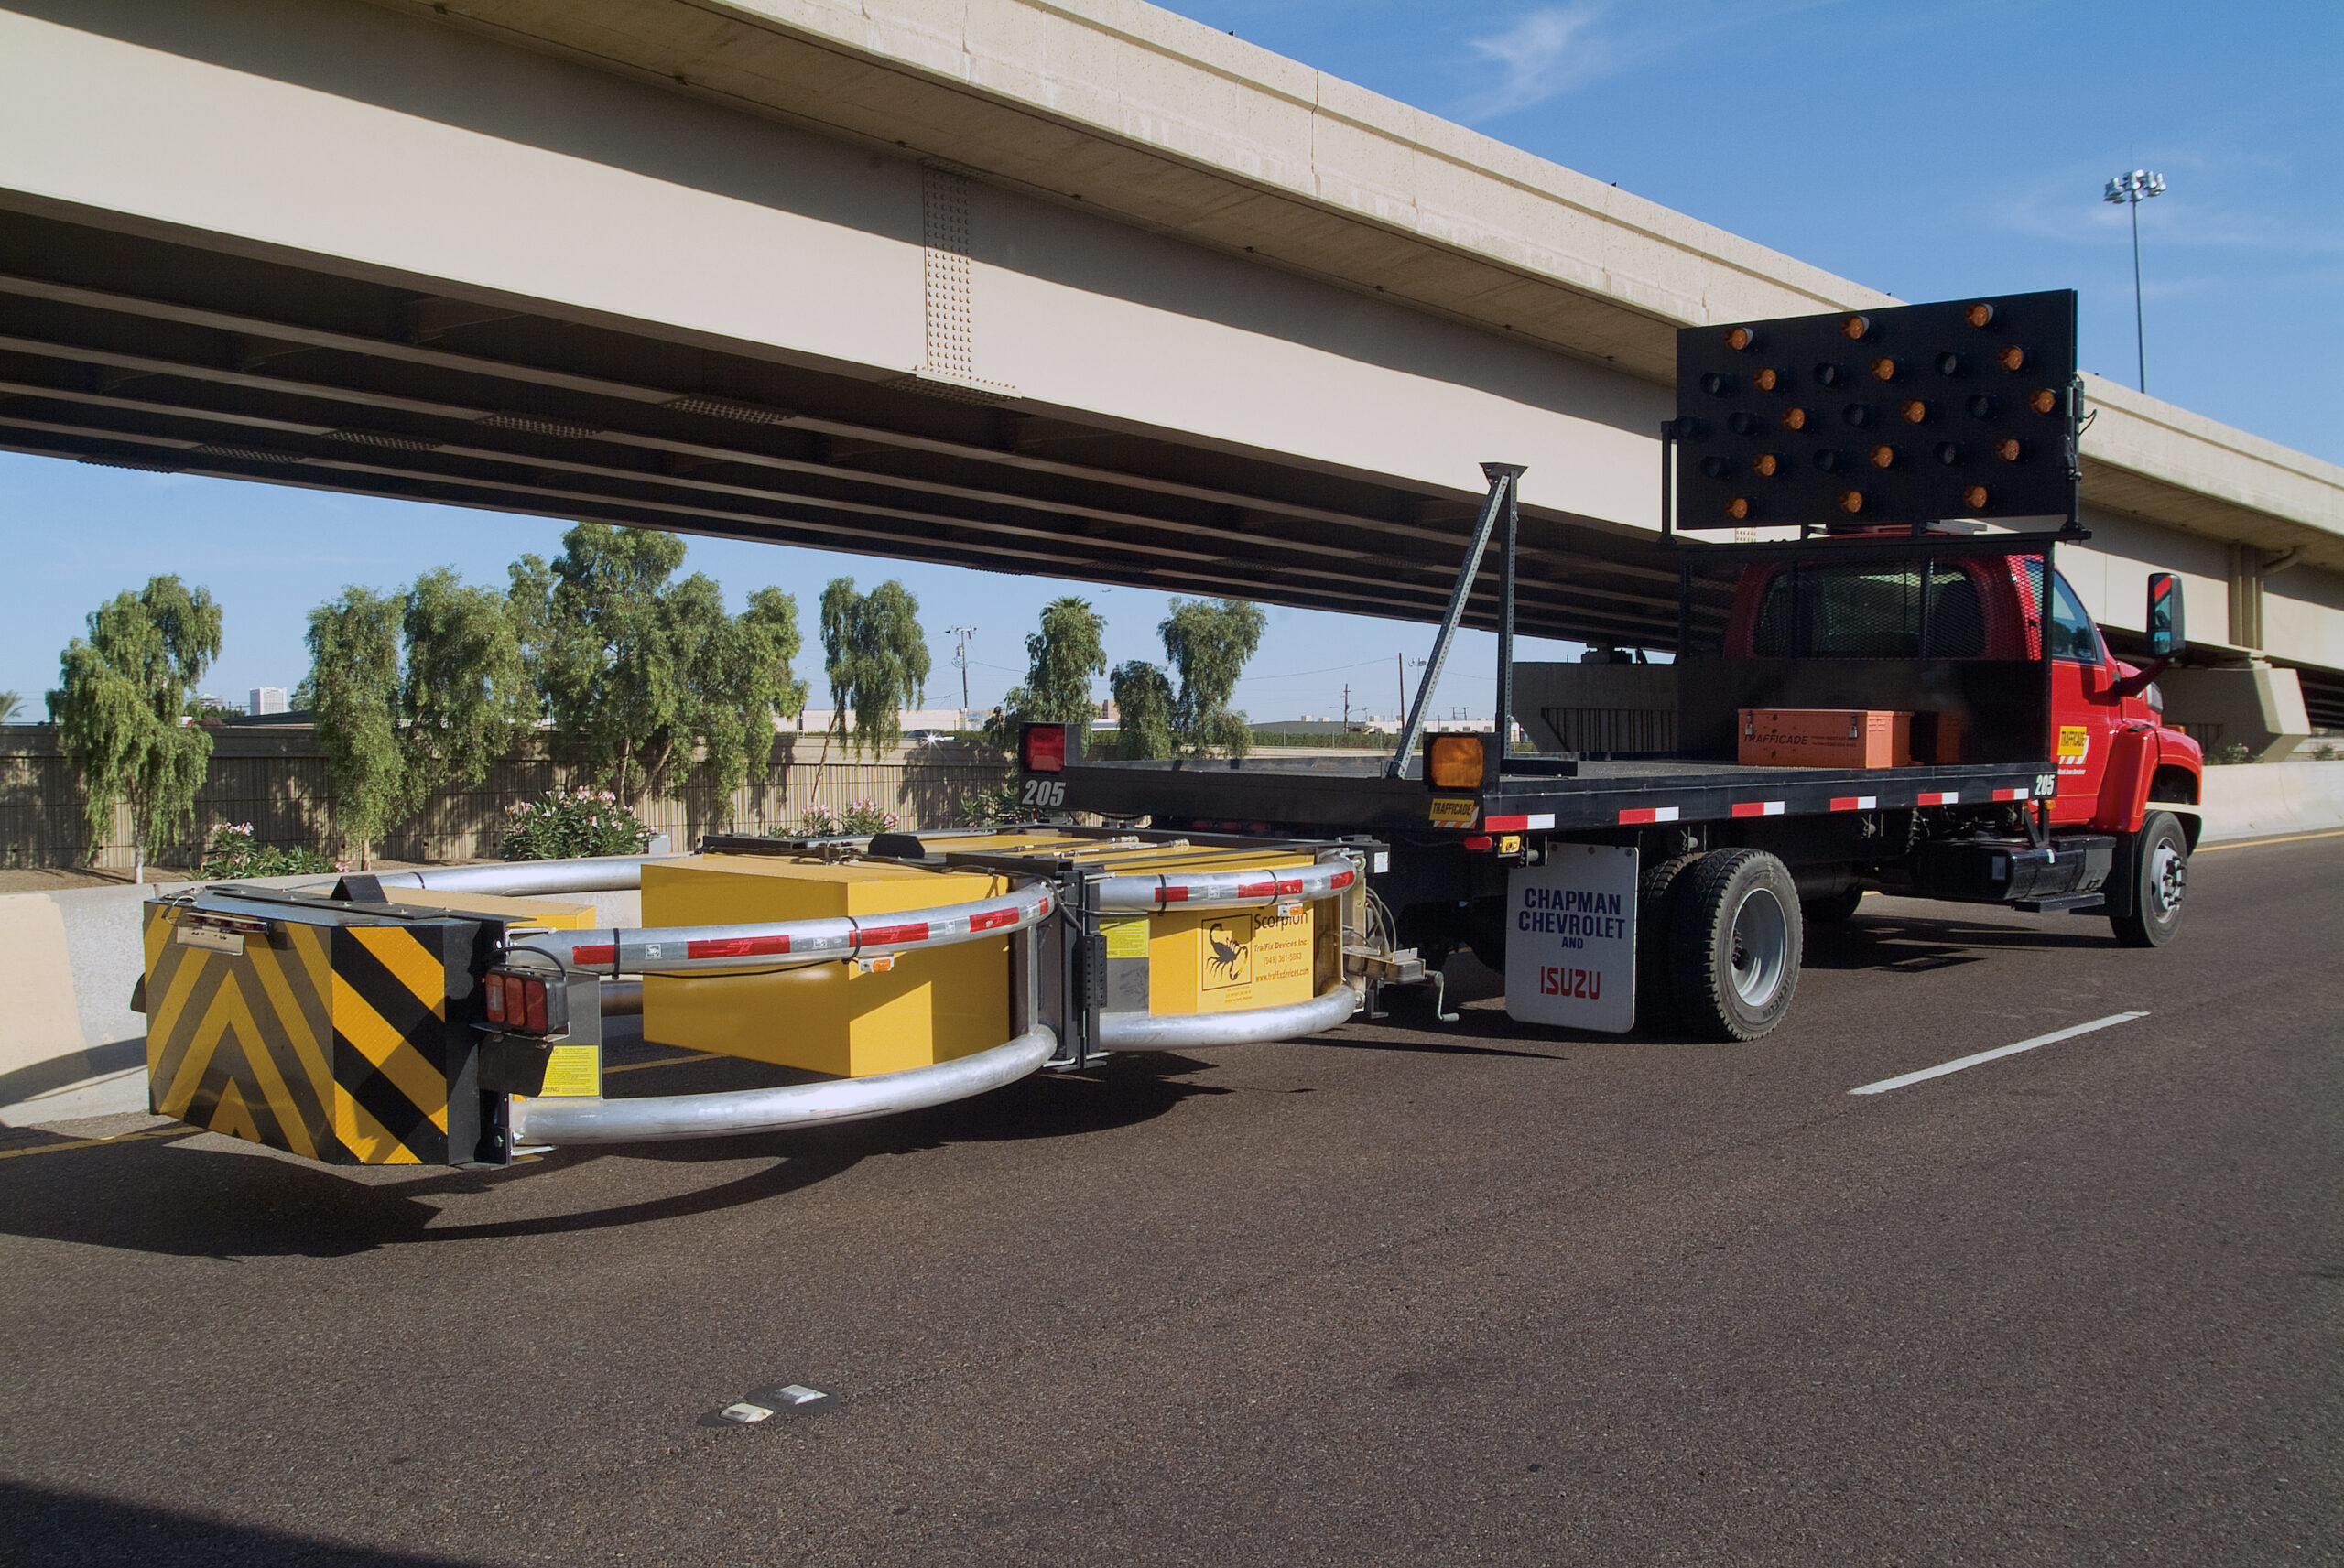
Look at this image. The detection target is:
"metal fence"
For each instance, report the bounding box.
[0,726,1009,871]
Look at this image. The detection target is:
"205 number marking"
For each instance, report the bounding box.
[1021,778,1067,807]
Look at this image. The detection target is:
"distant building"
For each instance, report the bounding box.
[249,687,289,716]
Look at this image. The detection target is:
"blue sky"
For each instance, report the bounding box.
[3,0,2337,720]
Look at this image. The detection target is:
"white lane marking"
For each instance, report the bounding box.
[1849,1011,2151,1096]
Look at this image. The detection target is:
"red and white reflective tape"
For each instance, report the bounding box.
[1829,795,1879,812]
[538,884,1055,975]
[1916,790,1960,806]
[1091,859,1361,913]
[1991,787,2031,801]
[1617,806,1681,826]
[1480,813,1557,832]
[1729,801,1785,818]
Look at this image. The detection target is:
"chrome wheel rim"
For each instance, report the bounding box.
[2146,839,2186,918]
[1729,887,1790,1006]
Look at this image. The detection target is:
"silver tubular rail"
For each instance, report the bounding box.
[508,1028,1058,1146]
[1090,860,1359,913]
[520,883,1057,976]
[1095,981,1361,1051]
[364,854,669,898]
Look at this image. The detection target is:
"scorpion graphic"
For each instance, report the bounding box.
[1203,920,1249,987]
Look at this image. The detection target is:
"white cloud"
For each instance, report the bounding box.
[1460,5,1619,123]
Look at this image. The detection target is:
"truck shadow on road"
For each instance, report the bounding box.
[0,1055,1227,1260]
[1800,910,2112,973]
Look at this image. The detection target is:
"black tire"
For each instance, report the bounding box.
[2111,809,2188,948]
[1635,853,1703,1031]
[1801,885,1865,924]
[1465,896,1508,973]
[1667,849,1803,1042]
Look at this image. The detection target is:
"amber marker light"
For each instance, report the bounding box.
[1753,453,1779,476]
[2030,388,2060,414]
[1869,445,1896,469]
[1841,314,1872,341]
[1753,367,1780,392]
[1872,357,1899,381]
[2000,346,2026,371]
[1725,326,1756,351]
[1996,438,2024,461]
[1839,490,1866,514]
[1964,484,1991,510]
[1902,400,1929,424]
[1965,302,1997,329]
[1727,497,1752,520]
[1427,734,1488,790]
[1783,407,1808,431]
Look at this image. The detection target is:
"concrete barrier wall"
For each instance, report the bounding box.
[8,763,2339,1129]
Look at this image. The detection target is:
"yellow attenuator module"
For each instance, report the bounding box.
[641,855,1010,1078]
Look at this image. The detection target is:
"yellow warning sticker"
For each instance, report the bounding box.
[1428,797,1478,827]
[537,1043,602,1098]
[2057,725,2090,764]
[1101,916,1149,960]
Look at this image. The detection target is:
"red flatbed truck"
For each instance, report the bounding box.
[1013,292,2204,1041]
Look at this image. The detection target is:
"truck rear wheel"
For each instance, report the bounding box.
[2111,810,2188,948]
[1667,849,1803,1042]
[1635,853,1701,1031]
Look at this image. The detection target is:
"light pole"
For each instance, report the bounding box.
[948,625,975,718]
[2103,168,2166,394]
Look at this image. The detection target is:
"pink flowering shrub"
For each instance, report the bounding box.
[500,787,653,860]
[199,823,338,879]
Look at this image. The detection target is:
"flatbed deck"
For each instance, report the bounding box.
[1049,752,2056,835]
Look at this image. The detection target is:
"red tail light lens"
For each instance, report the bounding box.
[1021,723,1067,773]
[522,979,548,1035]
[483,973,508,1025]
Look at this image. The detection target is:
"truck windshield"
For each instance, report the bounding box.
[1751,563,1987,658]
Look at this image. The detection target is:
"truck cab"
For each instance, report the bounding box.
[1722,541,2202,836]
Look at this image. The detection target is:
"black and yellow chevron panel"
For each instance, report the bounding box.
[142,903,483,1166]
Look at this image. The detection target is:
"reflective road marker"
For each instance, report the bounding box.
[1850,1011,2151,1096]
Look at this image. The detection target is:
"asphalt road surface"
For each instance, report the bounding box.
[4,834,2339,1566]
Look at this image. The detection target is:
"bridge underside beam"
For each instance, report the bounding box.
[0,204,1686,651]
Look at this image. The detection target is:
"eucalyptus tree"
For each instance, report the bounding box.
[819,577,931,754]
[50,575,222,864]
[1108,660,1177,760]
[514,524,807,816]
[299,586,406,866]
[398,566,536,816]
[989,596,1108,747]
[1161,597,1265,756]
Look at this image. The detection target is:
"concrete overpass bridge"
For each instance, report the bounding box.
[3,0,2339,730]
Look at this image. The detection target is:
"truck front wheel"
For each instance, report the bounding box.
[2111,810,2188,948]
[1667,849,1803,1042]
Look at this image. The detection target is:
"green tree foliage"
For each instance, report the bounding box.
[1108,660,1177,760]
[1112,597,1265,758]
[49,576,222,862]
[989,596,1108,747]
[299,586,407,865]
[399,567,536,813]
[517,524,806,812]
[819,578,930,754]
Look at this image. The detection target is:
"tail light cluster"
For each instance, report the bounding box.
[482,968,569,1037]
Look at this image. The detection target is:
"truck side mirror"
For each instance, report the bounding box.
[2144,572,2185,658]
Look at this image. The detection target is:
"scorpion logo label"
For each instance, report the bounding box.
[1201,920,1251,990]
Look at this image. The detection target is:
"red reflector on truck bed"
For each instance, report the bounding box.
[1730,801,1785,818]
[1617,806,1681,825]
